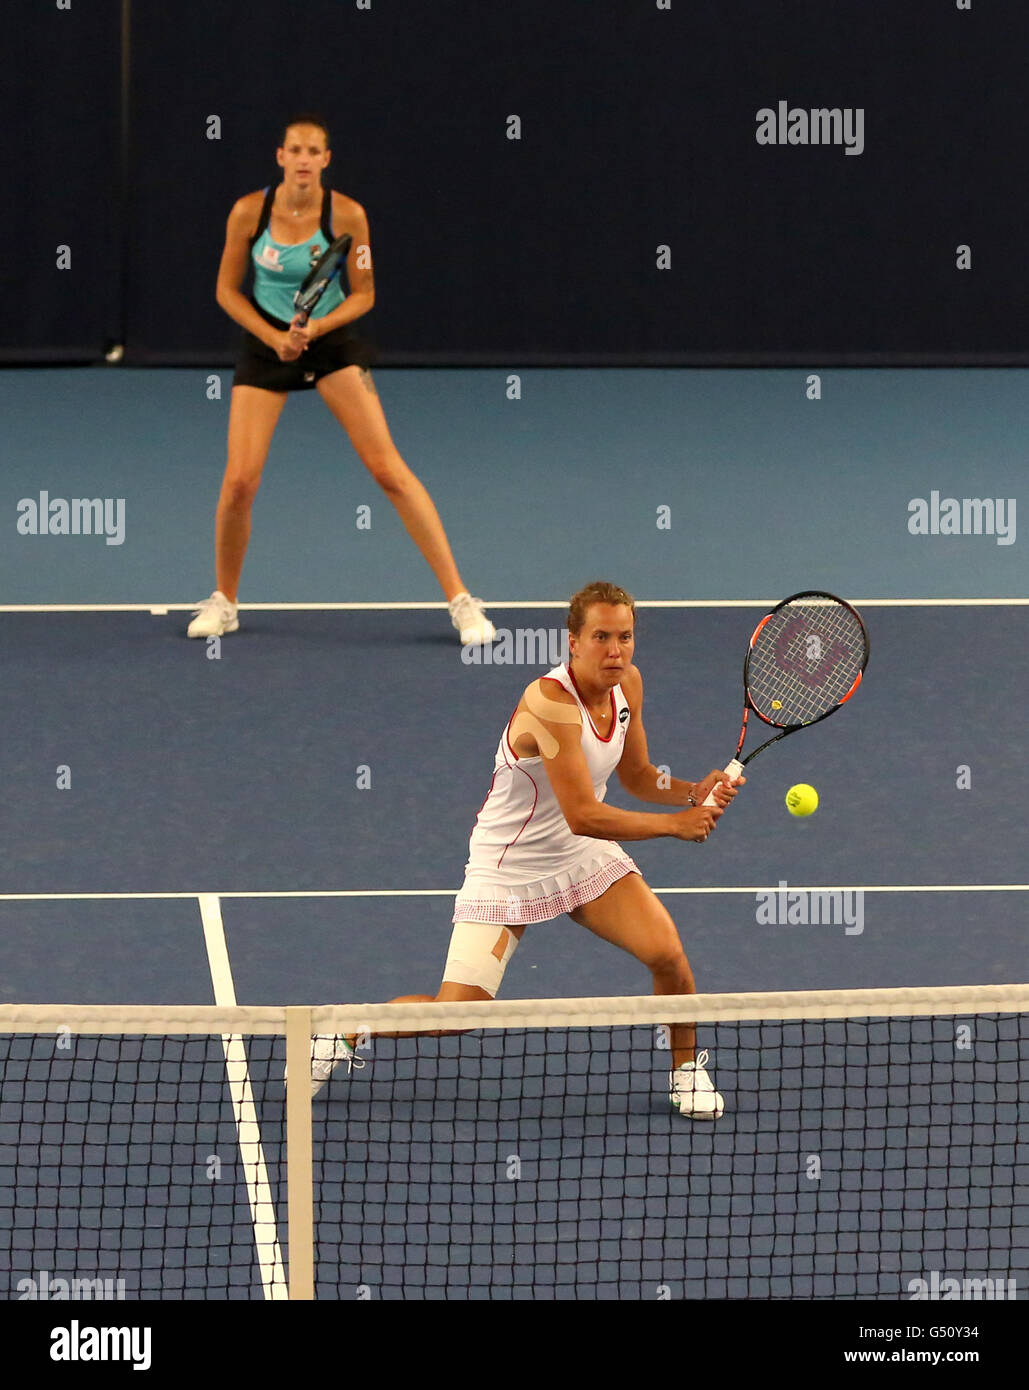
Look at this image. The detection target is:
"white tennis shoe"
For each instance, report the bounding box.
[448,592,496,645]
[187,591,239,638]
[669,1050,724,1119]
[309,1034,365,1097]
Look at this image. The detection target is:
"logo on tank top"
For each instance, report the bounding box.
[257,245,284,271]
[309,245,322,269]
[618,707,630,724]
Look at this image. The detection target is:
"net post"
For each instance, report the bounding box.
[285,1006,315,1300]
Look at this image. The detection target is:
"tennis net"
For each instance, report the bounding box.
[1,986,1027,1300]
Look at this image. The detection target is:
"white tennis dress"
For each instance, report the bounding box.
[452,663,640,925]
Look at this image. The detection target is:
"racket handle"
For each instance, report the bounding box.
[701,759,744,807]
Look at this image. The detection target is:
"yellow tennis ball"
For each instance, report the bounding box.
[785,784,819,817]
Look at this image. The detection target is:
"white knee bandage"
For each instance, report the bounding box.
[443,922,519,998]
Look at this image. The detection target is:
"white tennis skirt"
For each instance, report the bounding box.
[452,842,640,926]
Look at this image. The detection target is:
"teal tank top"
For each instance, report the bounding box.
[249,186,346,324]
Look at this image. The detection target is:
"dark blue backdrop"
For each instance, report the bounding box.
[4,1,1029,365]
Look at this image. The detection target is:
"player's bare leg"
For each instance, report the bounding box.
[569,872,697,1065]
[373,983,491,1037]
[569,872,724,1118]
[315,367,493,641]
[308,928,525,1093]
[188,386,287,637]
[217,386,288,601]
[374,932,527,1038]
[390,981,492,1006]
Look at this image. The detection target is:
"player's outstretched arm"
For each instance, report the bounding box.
[614,667,742,809]
[510,677,719,843]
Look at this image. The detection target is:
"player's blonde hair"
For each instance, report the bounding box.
[567,581,636,635]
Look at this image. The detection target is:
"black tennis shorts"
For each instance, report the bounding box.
[233,304,376,393]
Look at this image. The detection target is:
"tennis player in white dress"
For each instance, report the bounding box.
[312,581,743,1116]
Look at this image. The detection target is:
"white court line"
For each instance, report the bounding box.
[198,893,287,1301]
[1,884,1026,902]
[0,597,1027,613]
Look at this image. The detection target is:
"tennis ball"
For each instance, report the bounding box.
[785,784,819,817]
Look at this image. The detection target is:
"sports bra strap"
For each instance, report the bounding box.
[250,184,334,244]
[320,186,334,241]
[250,185,276,246]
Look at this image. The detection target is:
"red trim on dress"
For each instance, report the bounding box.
[564,663,618,743]
[504,704,522,761]
[497,762,539,869]
[466,764,501,839]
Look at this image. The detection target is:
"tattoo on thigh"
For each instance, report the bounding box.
[359,367,377,395]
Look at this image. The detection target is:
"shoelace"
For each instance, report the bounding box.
[192,595,228,616]
[450,594,485,619]
[674,1051,713,1092]
[325,1039,367,1074]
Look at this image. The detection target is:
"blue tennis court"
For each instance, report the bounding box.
[1,367,1026,1300]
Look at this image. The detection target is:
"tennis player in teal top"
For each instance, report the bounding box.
[189,114,495,645]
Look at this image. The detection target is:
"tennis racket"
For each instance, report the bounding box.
[702,591,869,806]
[292,233,353,326]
